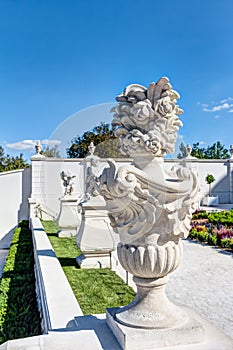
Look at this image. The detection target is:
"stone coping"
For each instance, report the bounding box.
[30,216,83,333]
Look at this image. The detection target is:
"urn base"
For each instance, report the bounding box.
[106,308,206,350]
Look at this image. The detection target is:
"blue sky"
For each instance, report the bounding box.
[1,0,233,160]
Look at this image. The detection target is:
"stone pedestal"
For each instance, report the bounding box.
[57,197,80,237]
[106,307,233,350]
[202,196,219,206]
[76,196,116,268]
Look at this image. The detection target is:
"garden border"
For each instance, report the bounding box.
[30,216,83,333]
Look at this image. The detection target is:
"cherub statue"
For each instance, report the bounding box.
[60,170,76,196]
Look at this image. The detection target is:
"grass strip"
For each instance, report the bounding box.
[42,220,135,315]
[0,221,41,344]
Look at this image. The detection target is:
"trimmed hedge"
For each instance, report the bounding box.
[0,221,41,344]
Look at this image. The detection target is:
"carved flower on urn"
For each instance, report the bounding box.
[116,84,147,104]
[130,100,154,125]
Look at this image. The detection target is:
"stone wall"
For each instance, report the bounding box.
[0,168,31,240]
[0,157,232,239]
[31,157,233,219]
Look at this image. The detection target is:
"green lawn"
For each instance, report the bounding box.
[41,220,135,314]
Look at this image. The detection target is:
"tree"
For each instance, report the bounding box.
[42,145,61,158]
[205,174,215,196]
[177,141,230,159]
[66,122,126,158]
[0,146,29,172]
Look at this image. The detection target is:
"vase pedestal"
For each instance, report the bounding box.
[76,196,116,268]
[106,306,232,350]
[57,197,80,237]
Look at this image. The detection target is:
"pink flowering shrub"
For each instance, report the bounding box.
[189,210,233,250]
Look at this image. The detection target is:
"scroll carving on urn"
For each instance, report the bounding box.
[98,77,200,331]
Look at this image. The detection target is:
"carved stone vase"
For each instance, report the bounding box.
[98,78,203,347]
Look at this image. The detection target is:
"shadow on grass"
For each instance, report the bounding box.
[0,221,41,344]
[58,257,78,267]
[46,232,57,237]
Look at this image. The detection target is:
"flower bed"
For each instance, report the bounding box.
[189,210,233,250]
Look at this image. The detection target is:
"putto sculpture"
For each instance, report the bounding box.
[60,170,76,196]
[98,77,202,348]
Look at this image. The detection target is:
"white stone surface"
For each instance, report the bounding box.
[31,216,83,332]
[98,78,200,333]
[107,307,232,350]
[76,196,116,268]
[28,156,233,221]
[57,197,80,237]
[202,195,219,206]
[0,168,31,240]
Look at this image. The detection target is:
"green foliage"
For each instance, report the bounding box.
[207,233,217,246]
[42,145,61,158]
[191,141,229,159]
[192,210,208,220]
[205,174,215,185]
[220,238,233,249]
[0,221,41,344]
[42,220,135,315]
[66,122,126,158]
[208,210,233,226]
[189,210,233,250]
[0,146,29,172]
[205,173,215,196]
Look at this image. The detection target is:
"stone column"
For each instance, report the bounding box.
[28,141,46,218]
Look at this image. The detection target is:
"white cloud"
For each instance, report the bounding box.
[220,97,233,103]
[6,139,61,150]
[202,97,233,113]
[203,103,233,112]
[228,109,233,113]
[214,115,221,119]
[7,139,36,150]
[41,139,61,146]
[199,141,206,145]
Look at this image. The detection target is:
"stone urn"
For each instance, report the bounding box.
[98,78,204,348]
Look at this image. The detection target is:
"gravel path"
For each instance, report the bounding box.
[166,239,233,339]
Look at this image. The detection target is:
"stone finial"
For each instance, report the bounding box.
[85,142,99,167]
[35,140,42,155]
[186,144,192,157]
[88,142,95,156]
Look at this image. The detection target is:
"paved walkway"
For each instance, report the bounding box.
[167,239,233,339]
